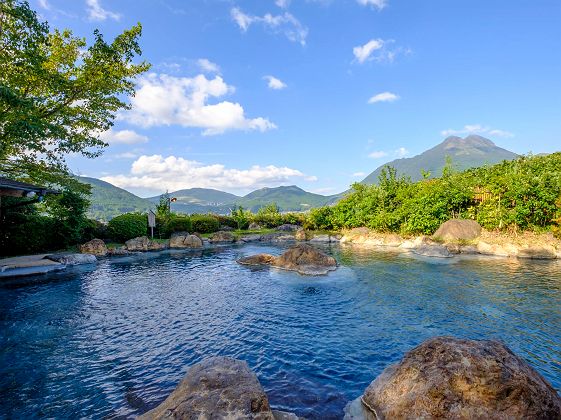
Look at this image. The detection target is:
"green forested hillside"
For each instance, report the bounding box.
[237,186,333,212]
[79,176,153,221]
[362,135,518,184]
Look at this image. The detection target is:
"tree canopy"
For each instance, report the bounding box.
[0,0,150,188]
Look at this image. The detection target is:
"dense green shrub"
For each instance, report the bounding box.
[108,212,147,242]
[215,214,238,229]
[230,206,250,230]
[82,219,110,241]
[251,203,284,228]
[280,212,306,226]
[304,153,561,234]
[190,214,220,233]
[164,214,192,236]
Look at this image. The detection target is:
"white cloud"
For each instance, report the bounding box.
[263,75,287,90]
[441,124,514,138]
[122,73,276,135]
[275,0,291,8]
[352,172,366,177]
[231,7,308,45]
[368,92,399,104]
[357,0,387,9]
[86,0,120,21]
[114,152,140,159]
[197,58,220,74]
[396,147,409,157]
[97,129,149,145]
[353,39,384,63]
[38,0,50,10]
[101,154,313,193]
[353,38,408,64]
[368,151,388,159]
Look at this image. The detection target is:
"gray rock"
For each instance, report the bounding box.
[79,238,108,256]
[45,253,97,265]
[239,234,263,243]
[239,244,337,276]
[412,243,453,258]
[276,224,300,232]
[125,236,169,251]
[107,247,131,256]
[432,219,482,242]
[248,222,262,230]
[169,232,203,249]
[361,336,561,419]
[309,234,340,243]
[220,225,235,231]
[209,231,236,243]
[139,357,274,420]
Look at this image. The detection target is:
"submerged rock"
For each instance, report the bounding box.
[139,357,274,420]
[79,238,108,256]
[209,231,236,243]
[432,219,482,242]
[238,244,337,275]
[238,254,277,265]
[359,336,561,419]
[45,253,97,265]
[411,242,453,258]
[125,236,169,251]
[169,232,203,249]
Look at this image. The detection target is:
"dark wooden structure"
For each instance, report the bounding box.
[0,177,60,216]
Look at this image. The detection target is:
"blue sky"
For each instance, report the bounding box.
[37,0,561,197]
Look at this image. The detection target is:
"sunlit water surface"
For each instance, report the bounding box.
[1,243,560,419]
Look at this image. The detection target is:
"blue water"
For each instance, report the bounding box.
[1,243,560,419]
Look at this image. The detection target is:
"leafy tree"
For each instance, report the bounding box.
[0,0,150,185]
[230,206,250,230]
[156,192,171,220]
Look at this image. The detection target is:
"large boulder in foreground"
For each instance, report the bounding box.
[432,219,482,242]
[125,236,169,251]
[359,336,561,419]
[79,238,108,256]
[169,232,203,249]
[238,244,337,275]
[139,357,274,420]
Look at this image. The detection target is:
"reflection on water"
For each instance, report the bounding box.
[1,243,560,419]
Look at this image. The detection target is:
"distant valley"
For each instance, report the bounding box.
[82,135,518,221]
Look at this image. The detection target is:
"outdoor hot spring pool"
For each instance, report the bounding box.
[1,243,560,419]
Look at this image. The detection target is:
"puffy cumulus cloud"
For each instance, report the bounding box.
[441,124,514,138]
[275,0,291,8]
[231,7,308,45]
[368,92,399,104]
[263,75,287,90]
[357,0,387,9]
[368,150,388,159]
[101,154,314,193]
[353,38,408,64]
[85,0,120,21]
[197,58,220,74]
[122,73,276,135]
[97,128,149,145]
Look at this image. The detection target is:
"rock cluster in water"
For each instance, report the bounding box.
[142,337,561,419]
[78,238,108,256]
[169,232,203,249]
[238,243,338,275]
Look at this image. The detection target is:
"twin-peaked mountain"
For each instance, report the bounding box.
[81,135,519,220]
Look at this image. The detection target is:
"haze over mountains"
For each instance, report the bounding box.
[83,135,519,220]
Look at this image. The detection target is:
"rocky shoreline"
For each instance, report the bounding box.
[2,220,560,278]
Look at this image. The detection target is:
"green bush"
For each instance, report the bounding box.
[164,214,192,236]
[281,212,305,226]
[251,203,284,228]
[190,214,220,233]
[108,212,147,242]
[215,214,238,229]
[82,218,109,241]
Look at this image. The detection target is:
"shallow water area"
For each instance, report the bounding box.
[1,243,560,419]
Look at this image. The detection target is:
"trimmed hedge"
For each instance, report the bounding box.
[190,214,220,233]
[108,212,147,242]
[164,215,192,236]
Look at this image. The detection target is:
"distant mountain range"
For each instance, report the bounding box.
[82,135,519,220]
[361,135,518,184]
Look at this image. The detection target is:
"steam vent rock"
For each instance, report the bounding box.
[238,243,337,275]
[139,357,275,419]
[359,336,561,419]
[432,219,482,242]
